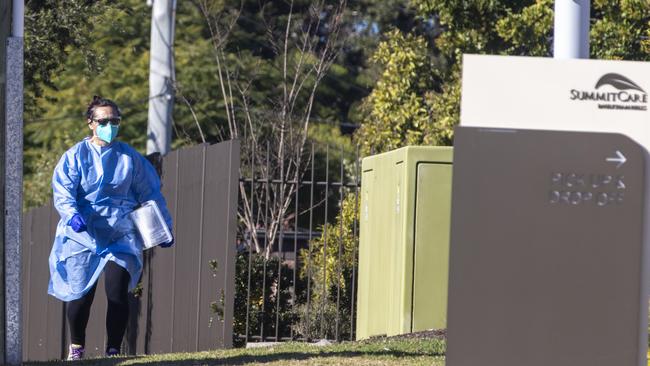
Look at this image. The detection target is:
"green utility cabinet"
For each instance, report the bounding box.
[356,146,453,340]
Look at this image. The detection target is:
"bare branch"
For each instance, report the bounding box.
[196,0,242,139]
[238,181,262,253]
[176,91,207,144]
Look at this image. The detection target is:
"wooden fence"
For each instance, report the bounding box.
[21,140,240,361]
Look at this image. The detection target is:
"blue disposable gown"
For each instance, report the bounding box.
[48,138,172,302]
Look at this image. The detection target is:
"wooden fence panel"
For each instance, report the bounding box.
[171,144,205,353]
[21,210,32,362]
[146,149,178,354]
[26,206,51,360]
[45,205,64,361]
[198,141,239,350]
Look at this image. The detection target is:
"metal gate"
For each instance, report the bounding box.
[235,143,361,344]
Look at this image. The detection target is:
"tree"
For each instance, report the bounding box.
[354,29,439,155]
[590,0,650,60]
[23,0,109,117]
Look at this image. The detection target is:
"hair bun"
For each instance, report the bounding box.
[85,95,121,119]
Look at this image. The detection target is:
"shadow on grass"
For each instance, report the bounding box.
[24,349,440,366]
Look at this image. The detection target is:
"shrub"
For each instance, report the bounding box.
[233,251,306,346]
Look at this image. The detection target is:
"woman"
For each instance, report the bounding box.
[48,96,173,360]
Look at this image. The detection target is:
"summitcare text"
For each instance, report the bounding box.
[570,90,648,104]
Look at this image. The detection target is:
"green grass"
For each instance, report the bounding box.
[24,337,446,366]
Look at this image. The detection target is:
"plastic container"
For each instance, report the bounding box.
[129,200,172,249]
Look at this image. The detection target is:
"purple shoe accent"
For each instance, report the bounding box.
[67,344,85,360]
[105,347,120,357]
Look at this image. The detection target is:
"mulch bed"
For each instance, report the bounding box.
[363,329,447,342]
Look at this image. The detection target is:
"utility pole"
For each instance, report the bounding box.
[2,0,23,365]
[147,0,176,155]
[553,0,590,59]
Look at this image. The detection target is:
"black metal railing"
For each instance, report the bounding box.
[235,142,360,344]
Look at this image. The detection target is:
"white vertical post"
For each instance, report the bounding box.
[11,0,22,36]
[554,0,590,59]
[147,0,176,155]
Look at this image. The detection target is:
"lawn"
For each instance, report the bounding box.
[23,336,446,366]
[22,337,650,365]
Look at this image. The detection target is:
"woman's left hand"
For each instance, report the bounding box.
[159,236,174,248]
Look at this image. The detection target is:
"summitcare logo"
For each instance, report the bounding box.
[570,73,648,111]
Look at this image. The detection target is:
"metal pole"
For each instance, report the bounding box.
[553,0,590,59]
[147,0,176,155]
[306,144,315,339]
[4,1,23,364]
[11,0,23,37]
[320,146,329,339]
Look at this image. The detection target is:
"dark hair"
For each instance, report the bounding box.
[85,95,121,120]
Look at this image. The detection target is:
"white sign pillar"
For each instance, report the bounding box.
[554,0,590,59]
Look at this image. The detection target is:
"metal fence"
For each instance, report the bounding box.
[21,140,240,361]
[235,143,361,344]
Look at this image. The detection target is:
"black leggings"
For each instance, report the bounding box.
[66,261,131,350]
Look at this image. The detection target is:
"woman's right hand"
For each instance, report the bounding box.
[68,214,87,233]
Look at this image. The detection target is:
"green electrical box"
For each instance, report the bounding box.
[356,146,453,340]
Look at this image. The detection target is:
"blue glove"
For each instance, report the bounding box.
[159,236,174,248]
[68,214,87,233]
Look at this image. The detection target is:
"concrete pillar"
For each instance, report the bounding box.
[4,0,23,364]
[4,36,22,366]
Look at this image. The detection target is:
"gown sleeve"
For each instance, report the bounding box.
[52,149,81,224]
[132,151,173,231]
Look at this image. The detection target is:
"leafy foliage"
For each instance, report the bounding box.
[23,0,108,115]
[591,0,650,60]
[354,29,438,155]
[495,0,554,57]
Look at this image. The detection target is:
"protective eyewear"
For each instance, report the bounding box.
[92,117,121,126]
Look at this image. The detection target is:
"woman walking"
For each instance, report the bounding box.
[48,96,173,360]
